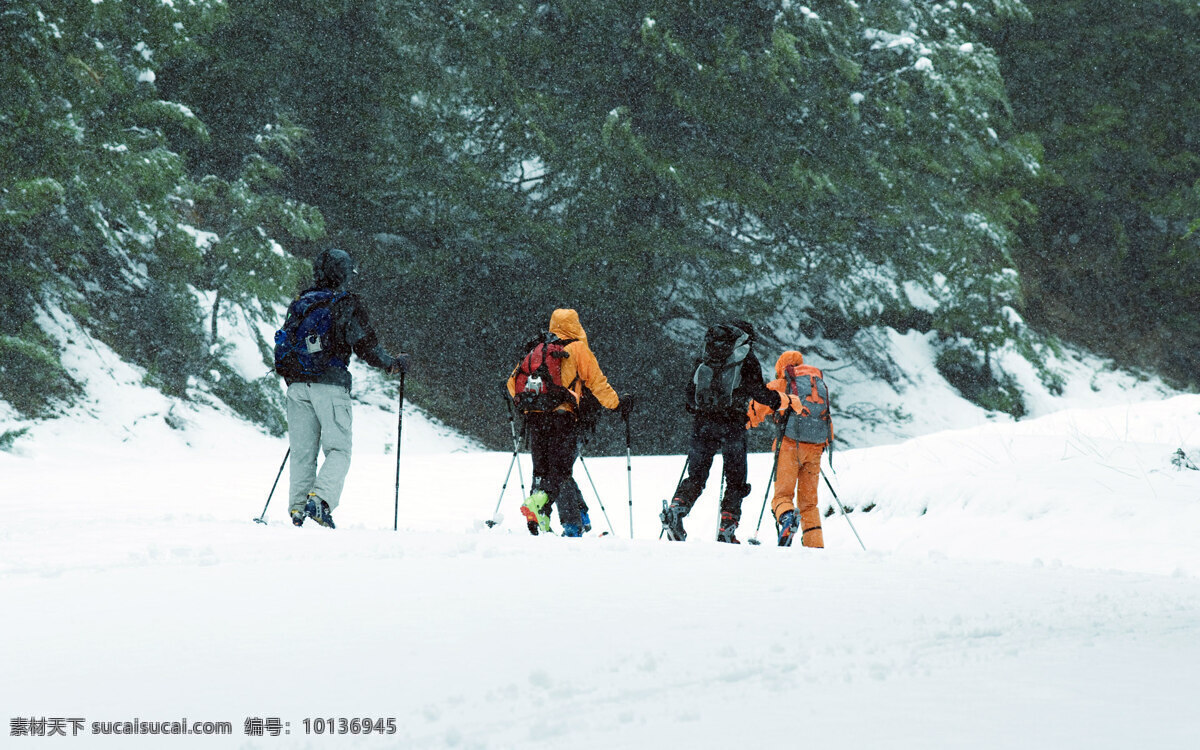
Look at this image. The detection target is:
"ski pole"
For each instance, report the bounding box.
[486,391,527,528]
[253,448,290,524]
[488,451,522,523]
[506,392,527,498]
[748,414,789,545]
[577,451,616,535]
[394,371,405,532]
[622,406,634,539]
[715,469,725,541]
[820,468,866,551]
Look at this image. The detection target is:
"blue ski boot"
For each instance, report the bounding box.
[777,509,799,547]
[304,494,336,529]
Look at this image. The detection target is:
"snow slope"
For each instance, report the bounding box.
[795,326,1179,448]
[2,314,1199,748]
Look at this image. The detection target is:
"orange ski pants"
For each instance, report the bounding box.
[771,438,825,548]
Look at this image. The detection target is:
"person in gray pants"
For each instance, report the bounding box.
[282,248,407,528]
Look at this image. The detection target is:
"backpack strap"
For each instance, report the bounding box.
[559,338,580,392]
[295,289,345,317]
[781,368,811,418]
[308,290,349,345]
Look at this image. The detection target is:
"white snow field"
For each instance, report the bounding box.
[3,316,1200,748]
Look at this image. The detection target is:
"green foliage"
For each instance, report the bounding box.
[0,331,78,418]
[92,280,209,398]
[206,363,287,437]
[165,0,1044,450]
[935,266,1023,369]
[161,0,397,228]
[936,343,1026,418]
[989,0,1200,384]
[188,120,320,341]
[0,428,31,453]
[0,178,65,227]
[375,0,1040,447]
[17,0,1200,448]
[0,0,215,272]
[0,0,320,427]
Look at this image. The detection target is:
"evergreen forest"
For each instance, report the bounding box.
[2,0,1198,453]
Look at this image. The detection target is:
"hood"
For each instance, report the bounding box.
[549,308,587,343]
[313,248,356,290]
[774,350,805,378]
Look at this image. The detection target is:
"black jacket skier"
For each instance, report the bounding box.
[284,249,405,391]
[662,320,782,543]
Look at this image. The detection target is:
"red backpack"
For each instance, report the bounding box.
[780,363,833,445]
[512,333,578,414]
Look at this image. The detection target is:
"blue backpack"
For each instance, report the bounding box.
[273,290,348,380]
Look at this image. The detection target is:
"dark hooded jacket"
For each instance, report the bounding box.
[286,249,397,390]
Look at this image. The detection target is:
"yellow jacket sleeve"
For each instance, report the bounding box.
[567,341,620,410]
[506,368,518,400]
[747,380,803,428]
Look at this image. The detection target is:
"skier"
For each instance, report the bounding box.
[748,350,833,547]
[277,248,407,529]
[506,308,625,537]
[661,321,782,543]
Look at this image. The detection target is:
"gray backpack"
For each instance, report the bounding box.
[780,364,832,445]
[692,324,751,411]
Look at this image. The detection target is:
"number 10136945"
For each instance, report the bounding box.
[302,718,397,735]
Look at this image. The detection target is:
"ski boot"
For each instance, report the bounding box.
[777,509,798,547]
[660,499,688,541]
[562,523,582,538]
[290,507,306,527]
[521,490,552,535]
[580,510,592,534]
[716,511,740,544]
[304,494,336,529]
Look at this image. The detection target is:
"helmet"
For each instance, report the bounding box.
[313,248,356,290]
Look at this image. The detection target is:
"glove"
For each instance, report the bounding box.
[388,354,409,376]
[618,393,637,416]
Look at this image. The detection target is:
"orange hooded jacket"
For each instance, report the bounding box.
[747,350,831,445]
[749,350,829,547]
[507,308,620,414]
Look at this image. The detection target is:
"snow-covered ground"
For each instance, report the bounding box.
[3,312,1199,748]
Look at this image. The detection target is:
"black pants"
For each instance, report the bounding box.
[526,412,586,527]
[676,418,751,521]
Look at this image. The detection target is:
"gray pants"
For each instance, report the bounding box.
[287,382,353,512]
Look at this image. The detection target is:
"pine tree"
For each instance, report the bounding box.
[357,0,1044,444]
[0,0,318,414]
[989,0,1200,384]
